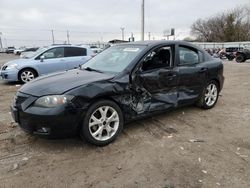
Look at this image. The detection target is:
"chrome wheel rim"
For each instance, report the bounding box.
[205,83,218,106]
[89,106,119,141]
[21,71,35,82]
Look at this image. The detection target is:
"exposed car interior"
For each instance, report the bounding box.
[142,46,172,71]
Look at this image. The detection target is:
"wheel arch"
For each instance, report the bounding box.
[236,51,246,56]
[87,95,124,116]
[236,52,247,59]
[18,67,39,78]
[209,78,220,92]
[76,95,125,132]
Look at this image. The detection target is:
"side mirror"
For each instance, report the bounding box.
[40,55,45,62]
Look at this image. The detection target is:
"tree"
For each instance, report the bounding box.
[191,6,250,42]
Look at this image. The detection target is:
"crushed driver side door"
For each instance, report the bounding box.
[130,45,179,115]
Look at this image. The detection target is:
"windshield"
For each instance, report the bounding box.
[81,45,146,73]
[24,47,47,59]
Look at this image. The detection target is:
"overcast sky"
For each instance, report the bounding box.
[0,0,249,47]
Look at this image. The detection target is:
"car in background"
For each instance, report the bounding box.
[14,47,27,55]
[6,47,15,54]
[20,47,40,58]
[0,45,93,83]
[10,41,224,146]
[90,46,103,55]
[235,48,250,63]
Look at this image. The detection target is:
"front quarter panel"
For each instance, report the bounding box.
[17,59,41,75]
[65,74,144,121]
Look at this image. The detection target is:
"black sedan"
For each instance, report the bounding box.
[11,41,224,146]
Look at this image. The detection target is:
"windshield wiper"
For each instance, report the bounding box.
[84,67,103,73]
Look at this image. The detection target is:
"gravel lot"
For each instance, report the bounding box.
[0,53,250,188]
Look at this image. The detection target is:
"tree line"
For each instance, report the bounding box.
[191,6,250,42]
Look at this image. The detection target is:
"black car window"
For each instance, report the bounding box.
[141,46,172,71]
[178,46,199,65]
[41,47,64,59]
[65,47,87,57]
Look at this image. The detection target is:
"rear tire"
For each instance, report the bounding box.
[81,100,124,146]
[197,80,219,109]
[236,54,245,63]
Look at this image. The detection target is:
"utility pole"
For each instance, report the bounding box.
[67,30,70,44]
[141,0,145,41]
[51,29,55,44]
[120,27,125,41]
[148,32,151,40]
[4,38,7,47]
[0,32,3,50]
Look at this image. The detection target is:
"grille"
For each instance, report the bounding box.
[13,93,29,108]
[15,96,27,106]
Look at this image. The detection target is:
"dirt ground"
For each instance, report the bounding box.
[0,53,250,188]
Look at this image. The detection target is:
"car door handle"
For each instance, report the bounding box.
[198,68,208,73]
[165,74,177,81]
[166,74,177,78]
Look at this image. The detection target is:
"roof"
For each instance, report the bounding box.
[48,44,90,49]
[117,40,205,51]
[127,40,193,46]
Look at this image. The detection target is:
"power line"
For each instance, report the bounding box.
[0,26,123,34]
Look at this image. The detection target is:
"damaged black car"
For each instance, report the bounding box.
[11,41,224,146]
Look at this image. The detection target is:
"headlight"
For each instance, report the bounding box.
[6,64,18,70]
[34,95,74,108]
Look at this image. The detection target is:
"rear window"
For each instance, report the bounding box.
[65,47,87,57]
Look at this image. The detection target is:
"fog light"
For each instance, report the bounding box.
[36,127,51,134]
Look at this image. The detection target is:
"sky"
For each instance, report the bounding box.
[0,0,249,47]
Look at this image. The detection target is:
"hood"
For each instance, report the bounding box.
[19,69,114,96]
[3,58,30,67]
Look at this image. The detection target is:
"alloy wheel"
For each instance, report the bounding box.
[20,70,35,83]
[89,106,119,141]
[204,83,218,107]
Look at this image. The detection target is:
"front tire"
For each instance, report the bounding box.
[227,55,234,61]
[18,69,37,83]
[81,100,124,146]
[197,81,219,109]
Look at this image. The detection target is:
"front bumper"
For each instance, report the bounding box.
[11,92,84,138]
[219,74,225,92]
[0,69,19,81]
